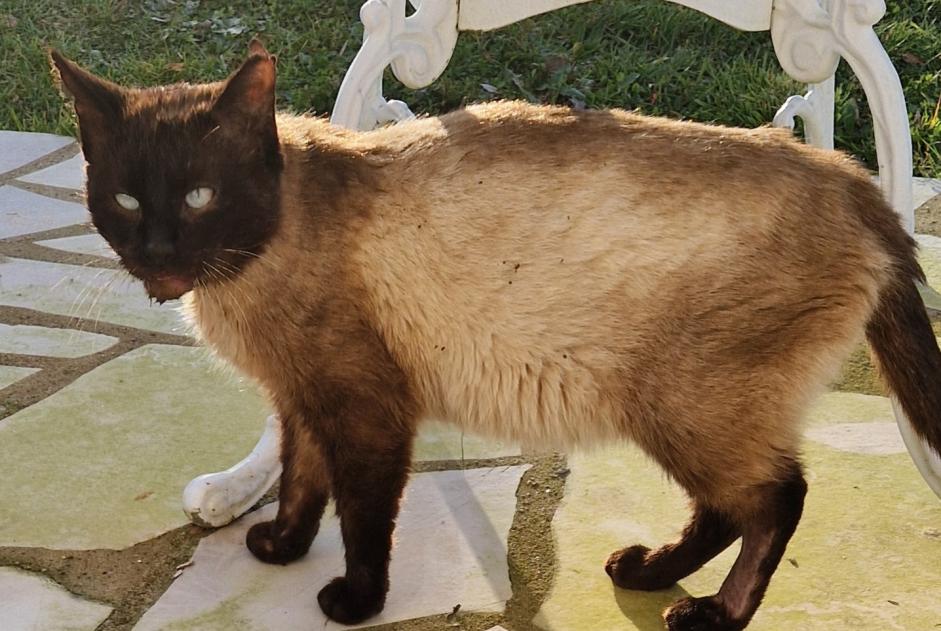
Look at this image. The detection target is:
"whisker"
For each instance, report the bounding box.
[206,260,250,325]
[85,276,116,331]
[213,259,241,277]
[201,125,221,142]
[220,248,277,270]
[228,286,250,325]
[203,261,226,282]
[77,279,109,332]
[66,280,97,327]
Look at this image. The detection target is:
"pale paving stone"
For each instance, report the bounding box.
[916,233,941,293]
[913,176,941,211]
[535,394,941,630]
[0,257,184,335]
[0,567,112,631]
[17,153,85,190]
[414,418,519,461]
[0,323,117,358]
[0,365,39,390]
[805,422,906,455]
[135,466,529,631]
[0,344,270,549]
[807,391,898,426]
[0,185,89,239]
[804,392,906,455]
[0,131,73,174]
[36,233,118,259]
[874,176,941,211]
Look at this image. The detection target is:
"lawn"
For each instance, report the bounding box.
[1,0,938,177]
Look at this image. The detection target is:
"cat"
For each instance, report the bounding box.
[51,41,941,630]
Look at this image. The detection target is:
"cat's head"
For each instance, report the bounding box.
[51,40,282,302]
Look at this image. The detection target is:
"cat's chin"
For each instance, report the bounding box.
[144,274,195,303]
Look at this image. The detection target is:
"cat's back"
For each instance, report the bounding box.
[329,102,894,447]
[354,101,885,314]
[362,99,874,231]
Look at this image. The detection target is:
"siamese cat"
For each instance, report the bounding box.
[51,41,941,630]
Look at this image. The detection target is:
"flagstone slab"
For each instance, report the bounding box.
[913,176,941,210]
[0,186,88,239]
[0,131,73,175]
[0,323,117,358]
[535,392,941,631]
[135,466,528,631]
[916,233,941,293]
[0,365,39,390]
[0,344,270,549]
[36,233,117,259]
[415,419,519,461]
[805,421,906,455]
[0,566,112,631]
[875,176,941,211]
[804,391,909,455]
[17,153,85,190]
[0,257,185,335]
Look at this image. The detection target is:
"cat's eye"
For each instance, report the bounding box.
[114,193,140,212]
[185,187,214,210]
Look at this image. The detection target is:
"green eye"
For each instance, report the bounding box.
[185,187,214,209]
[114,193,140,211]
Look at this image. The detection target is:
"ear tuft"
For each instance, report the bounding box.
[248,37,272,60]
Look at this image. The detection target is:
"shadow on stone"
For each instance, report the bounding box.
[612,582,692,631]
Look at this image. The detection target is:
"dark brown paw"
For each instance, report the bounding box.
[245,520,311,565]
[317,576,385,625]
[664,596,744,631]
[605,545,676,591]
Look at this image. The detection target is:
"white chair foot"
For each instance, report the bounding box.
[183,415,283,527]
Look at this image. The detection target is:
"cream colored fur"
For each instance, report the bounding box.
[187,101,895,505]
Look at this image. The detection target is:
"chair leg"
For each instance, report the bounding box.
[773,75,835,151]
[331,0,459,131]
[183,414,283,527]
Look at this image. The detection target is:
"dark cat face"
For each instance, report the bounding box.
[51,42,283,302]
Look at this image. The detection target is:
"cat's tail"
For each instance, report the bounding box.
[865,232,941,458]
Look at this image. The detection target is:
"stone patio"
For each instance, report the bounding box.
[0,130,939,630]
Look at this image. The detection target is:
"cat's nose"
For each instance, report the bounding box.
[143,236,176,265]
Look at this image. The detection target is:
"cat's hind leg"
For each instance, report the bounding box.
[246,413,330,565]
[605,503,739,591]
[663,461,807,631]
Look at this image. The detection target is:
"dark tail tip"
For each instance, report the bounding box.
[866,277,941,457]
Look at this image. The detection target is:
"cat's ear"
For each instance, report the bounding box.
[211,44,277,132]
[50,50,125,158]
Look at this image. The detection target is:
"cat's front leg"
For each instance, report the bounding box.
[316,399,414,625]
[246,412,330,564]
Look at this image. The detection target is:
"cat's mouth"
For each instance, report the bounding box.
[143,273,195,303]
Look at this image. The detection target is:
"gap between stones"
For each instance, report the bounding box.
[0,453,569,631]
[0,305,193,421]
[0,142,80,187]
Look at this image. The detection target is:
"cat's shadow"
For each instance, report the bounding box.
[611,583,692,631]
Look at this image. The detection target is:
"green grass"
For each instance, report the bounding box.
[1,0,938,176]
